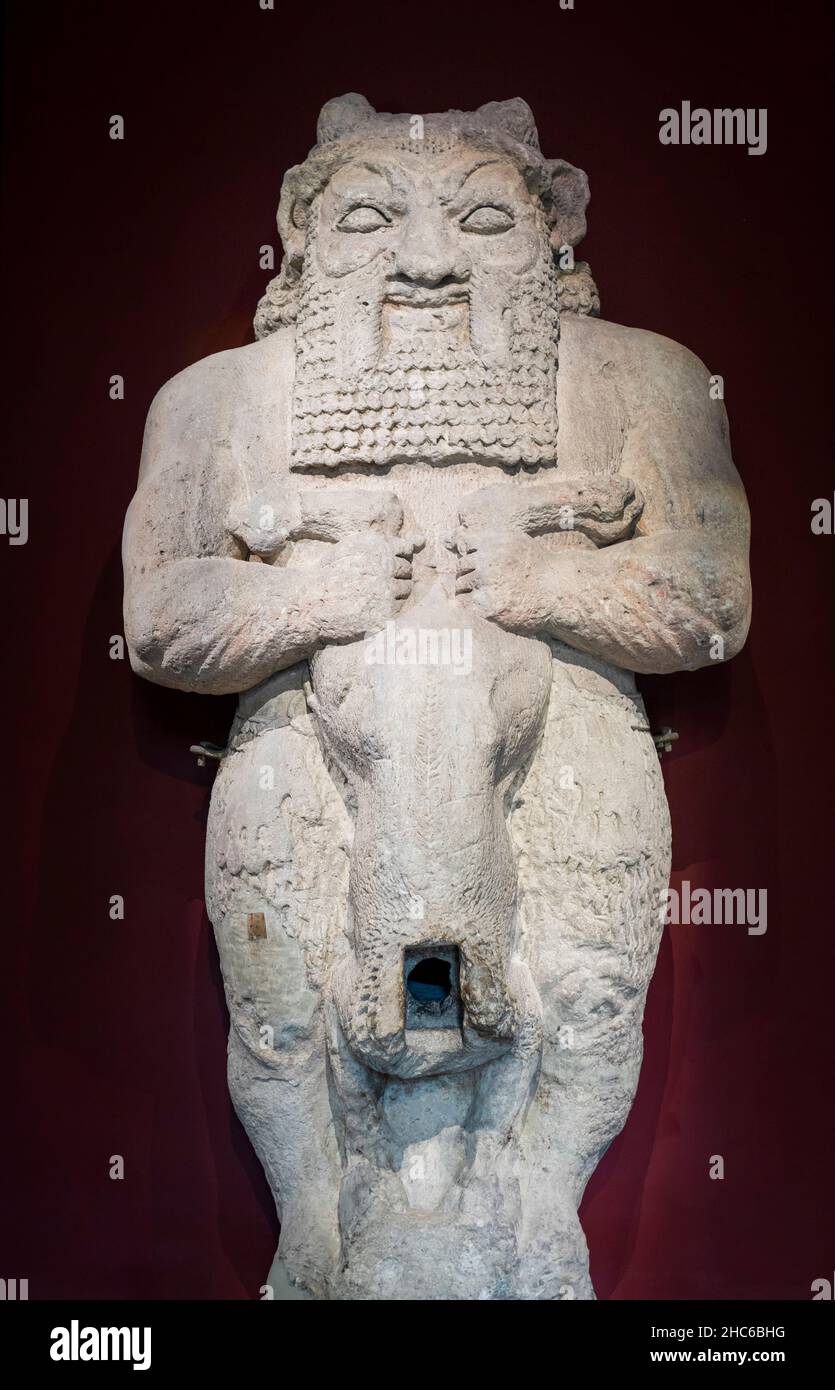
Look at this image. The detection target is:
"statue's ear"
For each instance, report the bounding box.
[544,158,590,248]
[275,95,378,267]
[276,165,307,267]
[476,98,539,149]
[317,92,376,144]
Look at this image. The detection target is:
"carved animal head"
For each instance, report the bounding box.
[311,588,553,1079]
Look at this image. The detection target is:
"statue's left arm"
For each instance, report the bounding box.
[457,334,751,675]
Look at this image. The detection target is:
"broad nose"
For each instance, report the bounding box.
[393,209,471,287]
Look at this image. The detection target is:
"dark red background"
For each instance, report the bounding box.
[2,0,832,1300]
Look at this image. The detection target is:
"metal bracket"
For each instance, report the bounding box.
[652,727,679,755]
[190,741,227,767]
[631,725,680,756]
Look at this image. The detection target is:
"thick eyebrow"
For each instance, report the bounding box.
[331,160,407,207]
[351,160,395,182]
[440,159,504,204]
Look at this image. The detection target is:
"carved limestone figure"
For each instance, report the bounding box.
[123,95,751,1300]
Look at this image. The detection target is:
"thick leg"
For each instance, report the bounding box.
[205,692,352,1297]
[509,641,671,1298]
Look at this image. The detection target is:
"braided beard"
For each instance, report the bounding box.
[290,212,560,471]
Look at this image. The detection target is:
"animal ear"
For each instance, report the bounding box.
[543,158,590,248]
[477,98,540,149]
[317,92,376,144]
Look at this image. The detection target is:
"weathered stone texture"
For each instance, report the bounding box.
[123,94,751,1300]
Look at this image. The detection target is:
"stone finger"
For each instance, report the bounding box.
[395,530,425,556]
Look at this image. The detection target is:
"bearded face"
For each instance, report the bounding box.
[290,141,560,471]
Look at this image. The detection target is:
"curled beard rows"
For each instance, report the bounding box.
[290,230,560,470]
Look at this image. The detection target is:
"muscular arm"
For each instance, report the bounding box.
[459,331,752,675]
[122,373,318,694]
[123,362,411,696]
[541,518,750,675]
[545,336,750,673]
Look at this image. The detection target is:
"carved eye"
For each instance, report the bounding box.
[459,205,514,234]
[337,205,391,232]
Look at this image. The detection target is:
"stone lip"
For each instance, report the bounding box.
[383,288,470,308]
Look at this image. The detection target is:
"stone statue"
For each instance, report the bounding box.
[123,95,751,1300]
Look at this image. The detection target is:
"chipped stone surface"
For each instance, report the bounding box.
[123,95,751,1300]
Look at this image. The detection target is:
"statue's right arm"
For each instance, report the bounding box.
[124,359,415,696]
[122,375,325,695]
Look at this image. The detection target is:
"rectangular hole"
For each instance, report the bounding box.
[404,945,461,1031]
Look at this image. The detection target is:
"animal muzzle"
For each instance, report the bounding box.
[332,928,523,1080]
[312,588,553,1079]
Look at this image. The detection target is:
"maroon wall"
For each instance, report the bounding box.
[2,0,832,1299]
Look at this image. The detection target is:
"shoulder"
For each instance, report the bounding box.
[148,327,293,425]
[138,327,295,483]
[559,312,717,414]
[558,312,732,481]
